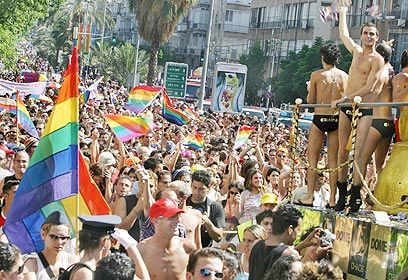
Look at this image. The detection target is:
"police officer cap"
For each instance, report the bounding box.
[42,211,71,226]
[78,215,122,235]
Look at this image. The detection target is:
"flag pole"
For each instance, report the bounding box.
[15,91,20,147]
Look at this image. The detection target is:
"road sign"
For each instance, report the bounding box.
[164,62,188,99]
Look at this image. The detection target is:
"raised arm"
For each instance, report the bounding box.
[338,6,360,54]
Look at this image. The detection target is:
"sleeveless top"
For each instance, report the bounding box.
[124,195,140,241]
[29,251,71,280]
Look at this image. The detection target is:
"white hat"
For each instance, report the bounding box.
[98,151,116,169]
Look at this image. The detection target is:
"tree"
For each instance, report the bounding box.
[91,42,150,84]
[239,41,268,106]
[0,0,62,68]
[128,0,197,85]
[31,0,114,67]
[272,37,352,105]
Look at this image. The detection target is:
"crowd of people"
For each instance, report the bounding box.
[0,2,408,279]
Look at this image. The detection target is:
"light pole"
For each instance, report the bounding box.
[198,0,215,110]
[100,0,107,46]
[132,30,140,88]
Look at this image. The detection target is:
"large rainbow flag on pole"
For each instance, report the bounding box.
[162,90,189,126]
[233,125,255,150]
[125,85,161,114]
[17,95,39,139]
[4,48,110,254]
[103,114,155,142]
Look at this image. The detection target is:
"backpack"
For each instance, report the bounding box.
[58,262,92,280]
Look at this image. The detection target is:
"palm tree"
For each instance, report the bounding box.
[128,0,197,85]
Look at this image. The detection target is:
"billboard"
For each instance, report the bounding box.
[212,62,247,113]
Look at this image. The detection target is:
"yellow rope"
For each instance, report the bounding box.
[288,100,301,201]
[292,148,352,174]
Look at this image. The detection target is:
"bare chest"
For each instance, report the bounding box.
[143,246,189,280]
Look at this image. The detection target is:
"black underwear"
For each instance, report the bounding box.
[312,115,339,132]
[371,119,395,139]
[341,106,373,121]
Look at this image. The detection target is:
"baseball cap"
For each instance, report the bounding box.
[150,198,184,220]
[260,193,278,205]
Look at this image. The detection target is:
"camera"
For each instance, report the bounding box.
[194,204,207,214]
[319,229,336,247]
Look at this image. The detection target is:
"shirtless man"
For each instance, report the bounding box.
[137,198,196,279]
[331,3,384,212]
[168,180,202,249]
[360,43,394,183]
[297,43,348,208]
[393,50,408,142]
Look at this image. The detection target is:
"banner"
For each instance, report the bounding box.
[348,220,371,279]
[0,79,46,97]
[366,224,392,280]
[333,215,354,272]
[386,228,408,279]
[212,62,247,113]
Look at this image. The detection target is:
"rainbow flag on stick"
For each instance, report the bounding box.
[125,85,161,114]
[184,106,199,120]
[17,95,39,139]
[104,114,155,142]
[162,90,189,126]
[233,125,255,150]
[0,97,17,114]
[4,47,110,254]
[184,129,204,150]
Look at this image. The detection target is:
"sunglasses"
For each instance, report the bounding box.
[229,191,240,196]
[200,268,223,279]
[13,264,24,275]
[48,234,70,242]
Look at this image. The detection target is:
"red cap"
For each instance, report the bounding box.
[150,198,184,220]
[0,145,14,155]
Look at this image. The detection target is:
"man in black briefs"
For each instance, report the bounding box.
[331,2,385,212]
[359,43,394,184]
[297,43,348,208]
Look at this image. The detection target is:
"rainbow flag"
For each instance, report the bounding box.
[0,97,17,114]
[103,114,155,142]
[162,90,189,126]
[184,129,204,151]
[185,106,199,120]
[17,95,39,139]
[4,48,110,254]
[125,85,161,114]
[81,76,103,103]
[233,125,255,150]
[29,94,53,103]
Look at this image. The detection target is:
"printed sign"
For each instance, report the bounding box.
[212,63,247,113]
[333,216,354,272]
[366,224,392,280]
[164,62,188,99]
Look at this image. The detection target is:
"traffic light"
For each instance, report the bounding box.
[200,49,204,62]
[112,33,117,45]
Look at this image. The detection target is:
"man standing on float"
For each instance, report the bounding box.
[331,1,384,212]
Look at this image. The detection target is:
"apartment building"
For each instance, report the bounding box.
[111,0,138,45]
[169,0,251,70]
[249,0,408,77]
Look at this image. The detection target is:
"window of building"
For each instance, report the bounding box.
[226,10,234,22]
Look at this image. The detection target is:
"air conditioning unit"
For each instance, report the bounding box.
[301,21,307,29]
[396,19,406,27]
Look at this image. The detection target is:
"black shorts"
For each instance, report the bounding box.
[371,119,395,139]
[312,115,339,132]
[341,106,373,121]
